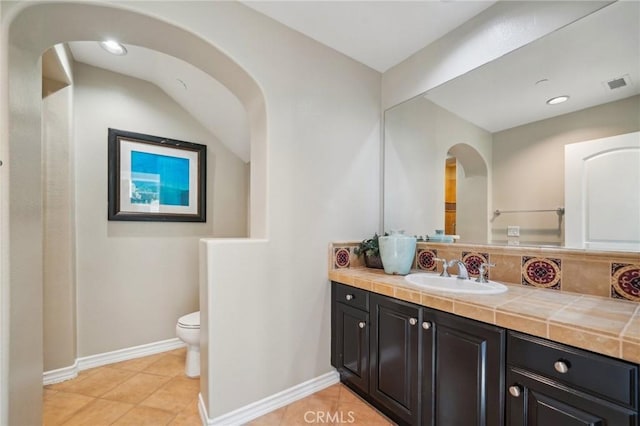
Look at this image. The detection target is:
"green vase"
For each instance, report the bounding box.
[379,230,416,275]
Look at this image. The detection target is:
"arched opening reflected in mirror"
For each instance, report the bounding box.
[447,144,488,243]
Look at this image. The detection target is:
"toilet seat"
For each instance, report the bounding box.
[178,311,200,329]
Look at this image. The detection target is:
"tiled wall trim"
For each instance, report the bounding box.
[330,242,640,302]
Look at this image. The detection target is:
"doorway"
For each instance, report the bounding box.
[444,157,457,235]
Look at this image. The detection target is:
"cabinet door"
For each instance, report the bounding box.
[507,367,638,426]
[434,311,505,426]
[334,302,369,395]
[370,294,421,425]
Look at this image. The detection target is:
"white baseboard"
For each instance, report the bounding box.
[43,338,185,385]
[200,370,340,425]
[43,361,79,385]
[198,393,209,426]
[76,337,185,371]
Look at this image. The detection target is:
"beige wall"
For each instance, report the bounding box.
[492,95,640,245]
[0,0,6,420]
[178,1,382,417]
[73,62,248,357]
[5,44,44,426]
[43,82,77,372]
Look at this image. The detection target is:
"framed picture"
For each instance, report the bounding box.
[108,128,206,222]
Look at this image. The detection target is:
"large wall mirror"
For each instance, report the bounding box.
[384,1,640,252]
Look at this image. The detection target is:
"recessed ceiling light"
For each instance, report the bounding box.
[546,95,569,105]
[99,40,127,56]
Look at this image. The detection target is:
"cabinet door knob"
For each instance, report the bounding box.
[409,318,417,326]
[358,321,366,329]
[422,321,432,330]
[554,360,570,374]
[345,294,354,301]
[508,385,522,398]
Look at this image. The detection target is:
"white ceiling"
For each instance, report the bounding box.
[241,1,497,72]
[424,1,640,133]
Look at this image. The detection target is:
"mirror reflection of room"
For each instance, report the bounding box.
[384,1,640,251]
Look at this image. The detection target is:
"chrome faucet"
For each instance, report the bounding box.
[476,262,496,283]
[434,258,450,277]
[447,259,469,280]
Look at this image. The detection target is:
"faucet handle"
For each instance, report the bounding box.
[476,262,496,283]
[434,258,450,277]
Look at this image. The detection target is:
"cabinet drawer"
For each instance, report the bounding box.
[334,283,369,311]
[508,331,638,408]
[507,367,639,426]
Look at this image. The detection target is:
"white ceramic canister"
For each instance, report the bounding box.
[378,230,417,275]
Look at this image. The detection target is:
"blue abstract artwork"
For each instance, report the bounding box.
[130,151,190,206]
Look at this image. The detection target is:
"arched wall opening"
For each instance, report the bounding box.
[447,143,489,243]
[8,1,267,236]
[2,3,267,424]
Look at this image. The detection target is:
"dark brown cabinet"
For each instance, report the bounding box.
[506,332,639,426]
[332,283,505,426]
[429,310,505,426]
[369,293,421,425]
[331,282,639,426]
[332,283,370,395]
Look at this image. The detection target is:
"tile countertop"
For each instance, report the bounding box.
[328,267,640,365]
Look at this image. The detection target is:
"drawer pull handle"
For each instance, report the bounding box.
[409,318,418,326]
[358,321,366,329]
[554,360,570,374]
[345,294,354,301]
[422,321,432,330]
[508,385,522,398]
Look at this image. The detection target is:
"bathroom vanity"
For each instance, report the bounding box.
[330,270,639,426]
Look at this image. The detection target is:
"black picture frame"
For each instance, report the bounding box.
[108,128,206,222]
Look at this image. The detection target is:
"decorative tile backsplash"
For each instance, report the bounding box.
[462,251,489,278]
[334,247,351,269]
[329,241,640,302]
[329,243,363,271]
[611,263,640,301]
[521,256,562,290]
[416,249,438,271]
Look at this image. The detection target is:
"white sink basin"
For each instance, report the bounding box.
[405,273,508,295]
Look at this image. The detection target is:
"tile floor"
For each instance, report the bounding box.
[43,348,200,425]
[43,348,394,425]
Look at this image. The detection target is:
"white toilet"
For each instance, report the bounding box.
[176,311,200,377]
